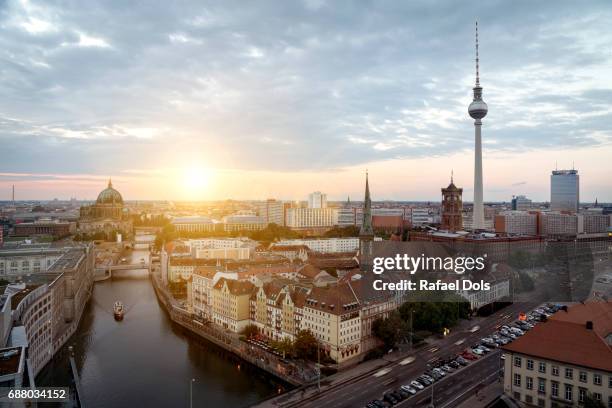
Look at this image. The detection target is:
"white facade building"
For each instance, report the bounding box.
[308,192,328,209]
[285,208,338,229]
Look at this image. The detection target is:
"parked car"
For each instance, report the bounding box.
[462,352,478,360]
[394,390,407,401]
[410,380,424,390]
[383,392,398,405]
[471,348,484,356]
[449,361,460,369]
[417,377,431,386]
[400,385,417,395]
[455,357,469,366]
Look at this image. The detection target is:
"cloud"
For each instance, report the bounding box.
[0,0,610,195]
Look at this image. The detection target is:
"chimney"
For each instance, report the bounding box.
[586,321,593,330]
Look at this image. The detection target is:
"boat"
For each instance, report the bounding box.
[113,301,124,321]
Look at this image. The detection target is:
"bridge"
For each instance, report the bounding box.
[94,262,151,281]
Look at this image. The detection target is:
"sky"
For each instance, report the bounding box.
[1,0,611,202]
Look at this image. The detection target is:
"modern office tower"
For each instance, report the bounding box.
[359,172,374,268]
[511,195,532,211]
[441,173,463,231]
[468,22,488,230]
[551,169,579,212]
[307,191,327,209]
[254,199,285,226]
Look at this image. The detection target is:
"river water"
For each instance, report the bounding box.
[37,235,283,407]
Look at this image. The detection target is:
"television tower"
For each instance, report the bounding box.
[468,21,488,230]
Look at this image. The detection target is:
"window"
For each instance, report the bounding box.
[551,381,559,398]
[593,392,601,401]
[514,373,521,387]
[526,395,533,404]
[526,377,533,390]
[537,398,545,407]
[538,362,546,373]
[564,384,573,402]
[527,359,534,370]
[594,373,602,386]
[609,376,612,388]
[538,378,546,394]
[579,388,586,403]
[514,356,522,368]
[580,371,588,383]
[513,392,521,401]
[552,366,559,376]
[565,368,573,379]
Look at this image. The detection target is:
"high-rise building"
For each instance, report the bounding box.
[511,195,532,211]
[441,173,463,231]
[551,169,579,212]
[468,22,488,230]
[307,191,327,209]
[359,172,374,268]
[254,199,285,226]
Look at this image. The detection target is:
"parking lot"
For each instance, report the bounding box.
[364,303,561,408]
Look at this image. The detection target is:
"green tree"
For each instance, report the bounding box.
[294,330,319,361]
[584,394,605,408]
[372,310,409,350]
[242,324,259,339]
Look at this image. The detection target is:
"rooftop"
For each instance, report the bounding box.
[502,301,612,372]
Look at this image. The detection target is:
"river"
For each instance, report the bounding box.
[37,235,284,407]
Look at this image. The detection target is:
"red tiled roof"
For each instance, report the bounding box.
[213,278,255,295]
[502,301,612,372]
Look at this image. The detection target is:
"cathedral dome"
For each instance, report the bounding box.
[96,179,123,204]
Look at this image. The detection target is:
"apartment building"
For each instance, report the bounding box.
[495,211,538,236]
[285,208,338,230]
[211,278,255,333]
[502,302,612,408]
[274,238,360,253]
[250,281,308,341]
[222,214,266,232]
[171,216,217,233]
[301,284,362,363]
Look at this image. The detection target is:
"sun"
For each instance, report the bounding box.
[180,166,212,198]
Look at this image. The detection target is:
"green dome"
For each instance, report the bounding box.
[96,179,123,204]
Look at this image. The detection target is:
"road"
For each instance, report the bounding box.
[287,301,537,408]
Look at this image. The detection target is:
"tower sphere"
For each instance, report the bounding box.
[469,97,488,119]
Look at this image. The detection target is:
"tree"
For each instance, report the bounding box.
[294,330,319,361]
[372,311,409,350]
[242,324,259,339]
[584,394,605,408]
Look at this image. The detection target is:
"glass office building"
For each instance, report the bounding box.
[551,169,579,212]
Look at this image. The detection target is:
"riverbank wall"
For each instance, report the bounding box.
[150,272,308,387]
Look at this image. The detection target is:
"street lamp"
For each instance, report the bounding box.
[427,364,435,408]
[190,378,195,408]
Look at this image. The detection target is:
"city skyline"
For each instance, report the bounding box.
[1,1,612,201]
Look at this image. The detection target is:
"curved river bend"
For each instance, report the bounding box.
[38,236,283,407]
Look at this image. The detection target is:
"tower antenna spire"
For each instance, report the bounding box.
[475,20,480,86]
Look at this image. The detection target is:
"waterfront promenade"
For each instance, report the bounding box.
[150,272,315,387]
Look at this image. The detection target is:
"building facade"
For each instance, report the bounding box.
[551,169,579,212]
[441,177,463,232]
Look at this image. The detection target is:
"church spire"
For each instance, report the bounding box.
[108,178,113,188]
[360,170,373,236]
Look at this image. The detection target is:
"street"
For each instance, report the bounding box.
[281,301,537,408]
